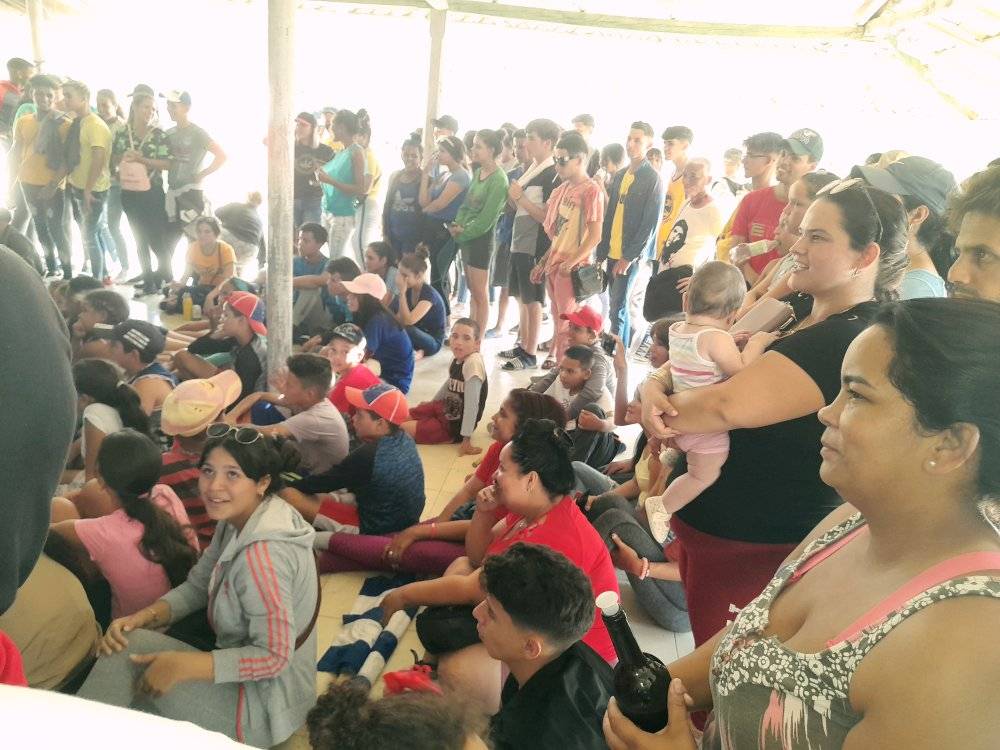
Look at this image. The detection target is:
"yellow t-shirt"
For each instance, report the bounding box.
[68,113,113,192]
[608,170,636,261]
[14,114,72,187]
[656,172,686,259]
[187,240,236,286]
[365,148,382,198]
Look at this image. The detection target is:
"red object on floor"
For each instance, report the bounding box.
[670,514,797,647]
[382,664,442,695]
[0,631,27,686]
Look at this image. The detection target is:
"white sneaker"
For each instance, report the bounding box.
[645,495,672,545]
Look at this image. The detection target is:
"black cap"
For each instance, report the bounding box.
[432,115,459,133]
[850,156,957,216]
[328,323,365,346]
[88,319,166,359]
[296,111,317,127]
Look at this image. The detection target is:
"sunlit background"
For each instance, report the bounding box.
[3,0,997,274]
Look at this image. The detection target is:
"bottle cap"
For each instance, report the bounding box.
[596,590,621,616]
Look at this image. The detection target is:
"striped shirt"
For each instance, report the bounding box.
[159,440,215,550]
[668,322,728,392]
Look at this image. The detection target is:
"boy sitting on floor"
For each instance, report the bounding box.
[401,317,488,456]
[320,323,381,417]
[173,290,268,402]
[480,543,613,750]
[280,383,424,536]
[225,353,349,475]
[531,345,619,468]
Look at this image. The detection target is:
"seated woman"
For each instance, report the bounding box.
[69,359,151,488]
[49,430,199,623]
[77,427,319,748]
[161,217,236,314]
[640,179,908,647]
[71,289,130,360]
[606,298,1000,749]
[363,240,399,304]
[165,276,256,359]
[343,272,415,392]
[379,419,619,712]
[390,245,447,357]
[313,389,568,577]
[280,383,424,544]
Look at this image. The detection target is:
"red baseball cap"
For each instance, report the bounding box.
[346,383,410,425]
[561,306,603,333]
[226,291,267,336]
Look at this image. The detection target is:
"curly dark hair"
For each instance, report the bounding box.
[306,682,486,750]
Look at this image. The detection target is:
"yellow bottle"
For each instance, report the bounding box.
[182,292,193,321]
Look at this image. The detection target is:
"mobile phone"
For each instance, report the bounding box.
[600,333,616,357]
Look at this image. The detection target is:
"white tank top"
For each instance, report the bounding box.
[668,321,728,392]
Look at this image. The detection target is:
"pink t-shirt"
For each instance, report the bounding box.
[75,484,199,619]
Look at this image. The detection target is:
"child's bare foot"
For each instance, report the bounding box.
[458,439,482,456]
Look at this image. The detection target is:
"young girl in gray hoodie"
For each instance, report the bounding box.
[78,426,319,748]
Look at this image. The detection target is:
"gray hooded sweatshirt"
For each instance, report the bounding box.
[162,497,317,747]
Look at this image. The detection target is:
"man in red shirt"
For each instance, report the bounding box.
[726,128,823,283]
[0,57,34,146]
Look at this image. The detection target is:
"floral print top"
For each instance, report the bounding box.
[702,513,1000,749]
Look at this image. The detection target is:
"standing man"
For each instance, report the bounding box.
[536,130,605,363]
[62,80,115,282]
[11,74,73,278]
[571,113,601,177]
[715,131,783,261]
[0,57,34,147]
[294,111,334,231]
[596,121,663,347]
[654,125,692,261]
[947,165,1000,302]
[501,118,561,371]
[160,90,227,268]
[723,128,821,282]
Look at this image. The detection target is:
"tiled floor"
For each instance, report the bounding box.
[127,288,692,749]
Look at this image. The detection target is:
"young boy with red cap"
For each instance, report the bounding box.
[174,290,268,402]
[530,305,615,422]
[280,383,425,540]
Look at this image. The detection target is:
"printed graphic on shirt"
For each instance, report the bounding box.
[662,219,689,260]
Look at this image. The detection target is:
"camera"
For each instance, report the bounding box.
[600,333,616,357]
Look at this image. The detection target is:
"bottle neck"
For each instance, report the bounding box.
[603,609,644,666]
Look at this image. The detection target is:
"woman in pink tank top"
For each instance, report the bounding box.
[605,298,1000,749]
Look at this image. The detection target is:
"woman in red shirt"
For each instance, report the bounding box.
[380,418,619,712]
[315,389,567,575]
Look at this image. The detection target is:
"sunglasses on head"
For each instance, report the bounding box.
[817,177,884,245]
[206,423,262,445]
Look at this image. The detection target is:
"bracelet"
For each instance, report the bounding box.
[647,368,671,388]
[638,557,650,580]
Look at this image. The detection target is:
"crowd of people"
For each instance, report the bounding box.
[3,52,1000,749]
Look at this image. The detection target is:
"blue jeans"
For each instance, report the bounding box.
[294,195,322,230]
[572,460,620,497]
[406,325,443,356]
[22,183,72,275]
[605,257,642,347]
[69,186,113,279]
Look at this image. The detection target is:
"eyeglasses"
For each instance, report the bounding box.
[206,423,262,444]
[817,177,884,245]
[554,156,576,167]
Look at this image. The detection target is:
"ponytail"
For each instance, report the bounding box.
[73,359,151,436]
[114,381,151,435]
[96,430,198,587]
